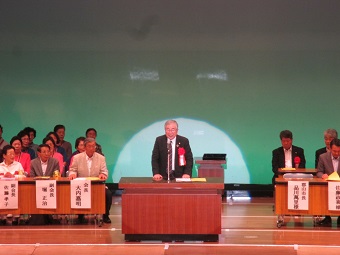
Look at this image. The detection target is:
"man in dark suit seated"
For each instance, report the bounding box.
[152,120,193,181]
[315,128,338,168]
[272,130,306,186]
[316,138,340,226]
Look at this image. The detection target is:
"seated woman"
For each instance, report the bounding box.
[42,137,64,176]
[46,132,67,175]
[0,145,24,225]
[10,136,31,176]
[46,132,67,161]
[67,136,86,170]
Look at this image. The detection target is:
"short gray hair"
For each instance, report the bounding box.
[324,128,338,139]
[84,137,96,146]
[164,120,178,129]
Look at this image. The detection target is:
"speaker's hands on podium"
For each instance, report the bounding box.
[153,174,163,181]
[182,174,190,178]
[99,173,107,180]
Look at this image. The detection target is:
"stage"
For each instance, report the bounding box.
[1,194,340,255]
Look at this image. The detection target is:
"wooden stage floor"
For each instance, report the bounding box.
[1,194,340,255]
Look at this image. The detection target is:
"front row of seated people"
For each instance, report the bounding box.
[272,128,340,227]
[0,138,112,225]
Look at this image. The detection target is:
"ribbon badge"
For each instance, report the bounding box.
[178,147,186,166]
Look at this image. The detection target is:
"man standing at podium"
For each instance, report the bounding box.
[152,120,193,181]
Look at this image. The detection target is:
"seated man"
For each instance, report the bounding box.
[29,144,60,225]
[272,130,306,185]
[315,128,338,168]
[54,124,72,161]
[68,138,112,224]
[30,144,60,177]
[316,138,340,226]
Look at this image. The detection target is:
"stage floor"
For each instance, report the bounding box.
[1,195,340,255]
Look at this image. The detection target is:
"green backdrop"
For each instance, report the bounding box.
[1,1,340,184]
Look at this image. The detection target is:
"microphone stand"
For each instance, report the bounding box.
[167,142,170,182]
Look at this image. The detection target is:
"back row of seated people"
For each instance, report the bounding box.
[0,124,103,176]
[0,124,111,225]
[272,128,340,227]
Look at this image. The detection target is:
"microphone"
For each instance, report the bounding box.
[294,156,301,169]
[167,141,171,181]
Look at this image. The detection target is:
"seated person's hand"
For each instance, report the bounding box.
[153,174,163,181]
[182,174,190,178]
[99,173,107,180]
[68,173,76,180]
[4,172,14,178]
[322,173,329,180]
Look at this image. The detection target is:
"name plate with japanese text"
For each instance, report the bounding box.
[288,181,309,210]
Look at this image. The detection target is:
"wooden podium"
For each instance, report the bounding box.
[195,157,226,180]
[119,177,224,241]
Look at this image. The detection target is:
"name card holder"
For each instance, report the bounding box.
[0,180,18,209]
[328,182,340,210]
[288,181,309,210]
[36,180,57,209]
[71,179,91,209]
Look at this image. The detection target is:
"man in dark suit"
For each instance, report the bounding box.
[30,144,60,177]
[315,128,338,168]
[272,130,306,185]
[316,138,340,226]
[152,120,193,181]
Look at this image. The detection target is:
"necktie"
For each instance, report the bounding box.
[168,140,172,175]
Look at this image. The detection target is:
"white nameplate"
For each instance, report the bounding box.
[36,180,57,209]
[71,179,91,209]
[0,181,18,209]
[328,182,340,210]
[288,181,309,210]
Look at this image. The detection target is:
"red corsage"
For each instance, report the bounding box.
[178,147,186,166]
[294,156,301,168]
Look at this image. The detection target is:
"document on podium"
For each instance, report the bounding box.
[176,178,192,182]
[175,178,207,182]
[191,178,206,182]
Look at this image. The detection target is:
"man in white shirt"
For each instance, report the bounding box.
[271,130,306,185]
